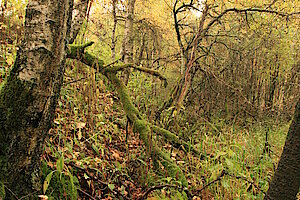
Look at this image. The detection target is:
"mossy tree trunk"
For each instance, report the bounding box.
[0,0,73,198]
[264,98,300,200]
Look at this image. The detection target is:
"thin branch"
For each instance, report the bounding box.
[193,170,226,197]
[4,185,20,200]
[138,184,176,200]
[202,7,300,36]
[77,188,97,200]
[227,173,265,194]
[103,63,167,86]
[138,184,192,200]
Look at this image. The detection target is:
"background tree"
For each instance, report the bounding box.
[156,0,299,125]
[121,0,136,85]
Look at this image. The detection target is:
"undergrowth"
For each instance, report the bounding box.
[0,1,297,199]
[40,66,288,199]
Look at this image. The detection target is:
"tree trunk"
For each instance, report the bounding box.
[111,0,117,61]
[156,4,208,119]
[264,98,300,200]
[121,0,136,85]
[0,0,72,198]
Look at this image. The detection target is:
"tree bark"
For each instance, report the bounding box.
[111,0,117,61]
[264,98,300,200]
[69,0,89,44]
[121,0,136,85]
[156,4,208,120]
[0,0,88,198]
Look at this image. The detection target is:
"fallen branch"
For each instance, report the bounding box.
[138,184,175,200]
[77,188,96,200]
[67,44,167,86]
[192,170,226,197]
[107,73,188,187]
[103,64,167,87]
[67,41,187,187]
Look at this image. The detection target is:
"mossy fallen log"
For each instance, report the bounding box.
[67,42,188,187]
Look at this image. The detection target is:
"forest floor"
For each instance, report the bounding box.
[41,66,290,200]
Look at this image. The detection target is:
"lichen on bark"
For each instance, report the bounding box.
[0,0,73,198]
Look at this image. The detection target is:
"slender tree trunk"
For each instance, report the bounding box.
[121,0,136,85]
[136,33,145,65]
[268,60,279,110]
[264,98,300,200]
[156,4,208,119]
[111,0,117,61]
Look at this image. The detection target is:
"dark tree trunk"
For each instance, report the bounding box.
[264,98,300,200]
[0,0,73,198]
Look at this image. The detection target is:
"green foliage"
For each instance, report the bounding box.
[41,162,79,200]
[0,181,5,199]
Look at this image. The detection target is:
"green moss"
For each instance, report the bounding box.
[106,73,140,122]
[133,120,151,145]
[67,41,94,57]
[82,52,104,71]
[103,64,132,73]
[152,125,179,142]
[105,73,188,188]
[67,42,104,72]
[133,120,188,187]
[153,145,188,187]
[0,74,41,198]
[0,76,33,154]
[67,45,188,189]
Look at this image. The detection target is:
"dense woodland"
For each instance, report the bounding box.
[0,0,299,199]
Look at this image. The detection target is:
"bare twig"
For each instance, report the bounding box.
[193,170,226,197]
[4,185,20,200]
[227,173,265,194]
[202,8,300,36]
[138,184,175,200]
[77,188,97,200]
